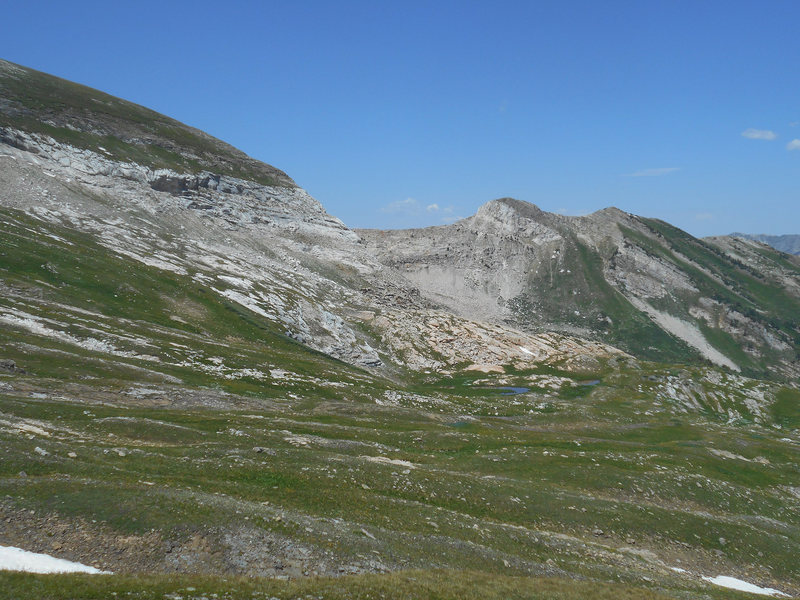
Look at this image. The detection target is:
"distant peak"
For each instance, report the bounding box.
[589,206,629,219]
[476,197,544,218]
[468,197,565,240]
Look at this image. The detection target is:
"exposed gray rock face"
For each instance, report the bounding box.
[0,126,379,367]
[1,128,355,242]
[355,199,570,325]
[0,58,295,188]
[1,129,624,373]
[706,235,800,296]
[0,359,21,373]
[360,198,800,380]
[3,57,796,380]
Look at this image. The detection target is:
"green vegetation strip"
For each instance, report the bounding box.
[0,569,702,600]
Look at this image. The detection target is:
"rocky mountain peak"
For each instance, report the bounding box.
[587,206,629,221]
[475,197,544,218]
[471,197,561,240]
[3,59,800,383]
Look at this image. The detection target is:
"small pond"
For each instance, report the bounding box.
[497,386,530,395]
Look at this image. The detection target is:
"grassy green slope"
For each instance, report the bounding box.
[1,207,797,598]
[1,65,798,599]
[1,205,797,597]
[573,242,684,360]
[509,233,699,365]
[1,361,796,598]
[0,570,692,600]
[0,59,292,186]
[0,207,378,397]
[505,207,800,379]
[635,218,800,378]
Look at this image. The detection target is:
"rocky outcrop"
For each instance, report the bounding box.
[0,126,357,242]
[0,125,378,367]
[1,130,631,375]
[4,58,797,381]
[0,359,23,374]
[360,198,800,380]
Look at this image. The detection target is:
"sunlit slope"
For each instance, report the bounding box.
[0,59,293,187]
[1,357,797,597]
[359,199,800,380]
[0,207,380,397]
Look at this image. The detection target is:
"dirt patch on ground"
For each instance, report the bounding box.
[0,500,166,573]
[0,500,375,578]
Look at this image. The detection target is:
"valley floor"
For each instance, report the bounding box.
[0,365,797,599]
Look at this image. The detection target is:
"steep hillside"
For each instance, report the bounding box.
[0,60,623,380]
[359,199,800,381]
[0,59,294,187]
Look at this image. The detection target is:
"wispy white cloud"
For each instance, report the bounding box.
[694,212,714,221]
[381,197,420,215]
[624,167,680,177]
[379,198,461,225]
[741,128,777,140]
[790,121,799,127]
[787,139,800,151]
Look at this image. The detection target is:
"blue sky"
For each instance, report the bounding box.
[3,1,798,235]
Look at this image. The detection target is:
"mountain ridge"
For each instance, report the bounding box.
[359,197,800,380]
[0,59,295,187]
[3,57,799,382]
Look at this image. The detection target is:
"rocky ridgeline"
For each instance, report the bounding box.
[0,126,356,242]
[1,125,629,373]
[0,59,296,189]
[2,58,798,380]
[3,124,800,379]
[360,198,800,380]
[731,232,800,256]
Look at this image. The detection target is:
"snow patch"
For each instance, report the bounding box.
[703,575,788,597]
[0,545,109,574]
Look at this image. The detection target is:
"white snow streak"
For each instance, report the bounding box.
[703,575,788,597]
[0,545,109,574]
